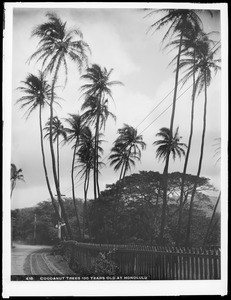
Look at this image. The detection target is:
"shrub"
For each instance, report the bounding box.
[92,251,119,276]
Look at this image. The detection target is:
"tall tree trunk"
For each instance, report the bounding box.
[85,169,91,238]
[203,192,221,246]
[122,146,132,181]
[159,157,170,244]
[83,168,90,240]
[154,183,161,224]
[50,55,73,239]
[38,105,63,231]
[185,70,208,246]
[71,138,82,239]
[11,181,16,198]
[176,50,196,246]
[94,113,100,200]
[158,32,183,245]
[57,135,60,188]
[119,160,125,181]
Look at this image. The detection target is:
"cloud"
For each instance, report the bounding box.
[82,22,139,78]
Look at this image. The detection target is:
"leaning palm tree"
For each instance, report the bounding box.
[153,127,187,244]
[64,114,86,239]
[169,30,215,245]
[145,9,209,141]
[109,124,146,181]
[29,12,90,239]
[184,42,220,246]
[80,64,122,200]
[10,163,25,197]
[44,116,67,188]
[145,9,212,245]
[16,72,62,227]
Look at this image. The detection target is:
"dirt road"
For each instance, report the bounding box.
[11,244,75,276]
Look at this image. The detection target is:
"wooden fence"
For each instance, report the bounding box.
[61,241,221,280]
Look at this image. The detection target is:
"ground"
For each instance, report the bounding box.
[11,243,75,276]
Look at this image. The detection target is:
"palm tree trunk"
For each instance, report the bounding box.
[169,31,183,140]
[122,146,132,181]
[38,105,62,228]
[50,55,73,240]
[83,168,89,240]
[122,158,128,180]
[159,157,170,244]
[203,192,221,246]
[85,169,91,237]
[154,183,161,223]
[71,138,82,239]
[159,32,183,245]
[185,70,208,247]
[176,49,196,246]
[119,161,125,181]
[94,113,100,200]
[11,181,16,198]
[57,135,60,188]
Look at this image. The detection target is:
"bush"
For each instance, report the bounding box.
[92,251,119,276]
[65,248,119,276]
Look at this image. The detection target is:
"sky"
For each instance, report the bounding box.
[8,4,224,209]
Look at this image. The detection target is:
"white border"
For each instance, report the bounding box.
[3,2,228,297]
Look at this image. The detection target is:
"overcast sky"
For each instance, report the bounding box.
[9,4,223,209]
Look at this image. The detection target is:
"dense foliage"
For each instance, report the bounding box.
[12,171,220,247]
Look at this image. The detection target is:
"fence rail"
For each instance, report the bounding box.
[61,241,220,280]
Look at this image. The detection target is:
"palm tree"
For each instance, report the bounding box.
[109,124,146,181]
[145,9,212,245]
[153,127,187,244]
[16,72,62,227]
[76,127,104,239]
[64,114,85,239]
[184,42,220,246]
[80,64,122,200]
[10,163,25,197]
[169,30,215,245]
[44,116,67,188]
[30,12,90,239]
[145,9,208,138]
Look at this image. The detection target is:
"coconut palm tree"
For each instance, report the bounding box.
[145,9,212,245]
[64,114,86,239]
[153,127,187,244]
[109,124,146,181]
[16,72,64,232]
[10,163,25,197]
[109,145,139,181]
[169,30,215,245]
[29,12,90,239]
[184,43,220,246]
[145,9,209,138]
[76,127,104,239]
[44,116,67,187]
[80,64,122,200]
